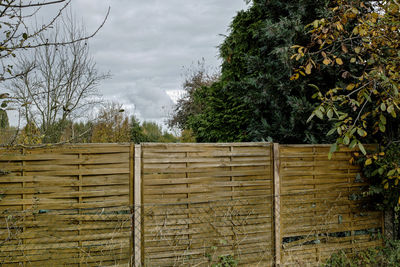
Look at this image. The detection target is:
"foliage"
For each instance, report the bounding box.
[141,121,178,143]
[353,143,400,210]
[325,239,400,266]
[186,0,338,143]
[17,122,42,144]
[292,0,400,208]
[91,103,131,143]
[212,255,238,267]
[130,117,148,144]
[0,126,17,145]
[292,0,400,157]
[0,110,9,129]
[179,129,196,143]
[168,60,219,131]
[141,121,163,142]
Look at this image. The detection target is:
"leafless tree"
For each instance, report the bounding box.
[0,0,109,81]
[8,11,110,142]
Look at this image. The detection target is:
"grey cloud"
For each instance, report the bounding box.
[70,0,248,124]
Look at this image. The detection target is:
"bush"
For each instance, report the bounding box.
[324,239,400,267]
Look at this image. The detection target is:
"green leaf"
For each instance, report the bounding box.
[343,135,350,145]
[349,139,357,149]
[380,114,387,125]
[22,32,28,40]
[327,128,336,136]
[379,123,386,132]
[306,113,315,123]
[315,110,323,119]
[381,103,386,111]
[358,143,366,155]
[338,113,348,120]
[328,143,338,159]
[387,105,394,114]
[308,84,320,91]
[327,109,333,119]
[357,128,367,137]
[363,92,371,102]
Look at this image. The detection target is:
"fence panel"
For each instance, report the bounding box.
[279,145,383,266]
[0,144,132,266]
[141,143,275,266]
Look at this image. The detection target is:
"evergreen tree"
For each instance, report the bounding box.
[130,117,148,144]
[187,0,339,143]
[0,110,9,129]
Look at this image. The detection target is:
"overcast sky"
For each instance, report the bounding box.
[63,0,248,127]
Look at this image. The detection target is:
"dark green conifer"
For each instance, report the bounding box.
[188,0,338,143]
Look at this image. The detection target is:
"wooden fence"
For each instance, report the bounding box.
[0,144,133,266]
[0,143,384,266]
[279,145,382,265]
[136,143,383,266]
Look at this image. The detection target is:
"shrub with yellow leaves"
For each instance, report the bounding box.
[291,0,400,210]
[291,0,400,158]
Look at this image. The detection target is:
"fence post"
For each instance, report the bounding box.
[134,144,142,267]
[129,144,134,266]
[273,143,281,266]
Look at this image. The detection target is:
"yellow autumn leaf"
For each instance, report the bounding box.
[350,58,356,63]
[354,47,361,54]
[323,58,331,65]
[335,58,343,65]
[305,63,312,74]
[384,183,389,190]
[346,84,356,90]
[365,158,372,166]
[290,73,299,80]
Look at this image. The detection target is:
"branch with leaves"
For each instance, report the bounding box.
[291,0,400,209]
[291,0,399,158]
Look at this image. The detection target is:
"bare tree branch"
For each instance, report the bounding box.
[8,10,109,143]
[0,0,67,8]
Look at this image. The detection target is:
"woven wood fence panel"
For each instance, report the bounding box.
[0,144,132,266]
[279,145,383,266]
[140,143,275,266]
